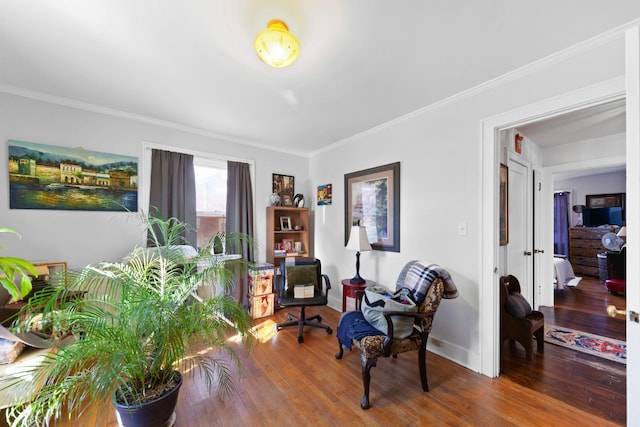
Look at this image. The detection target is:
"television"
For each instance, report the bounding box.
[582,207,624,227]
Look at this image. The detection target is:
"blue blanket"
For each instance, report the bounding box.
[337,311,384,350]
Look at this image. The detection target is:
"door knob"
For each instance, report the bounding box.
[524,251,532,256]
[607,305,625,318]
[534,249,545,254]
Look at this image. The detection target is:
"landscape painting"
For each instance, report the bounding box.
[8,140,138,211]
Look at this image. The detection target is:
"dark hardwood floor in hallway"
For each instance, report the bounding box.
[501,276,626,425]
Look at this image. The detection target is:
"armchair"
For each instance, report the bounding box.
[335,260,458,409]
[275,258,333,343]
[500,274,544,362]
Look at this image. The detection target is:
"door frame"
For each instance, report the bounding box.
[480,76,626,378]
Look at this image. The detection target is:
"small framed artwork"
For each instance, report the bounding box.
[273,173,294,205]
[282,238,295,253]
[280,216,292,231]
[586,193,625,209]
[344,162,400,252]
[317,184,332,205]
[499,164,509,246]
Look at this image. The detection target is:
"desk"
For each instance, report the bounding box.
[341,279,375,312]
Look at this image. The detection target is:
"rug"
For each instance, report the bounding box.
[544,325,626,364]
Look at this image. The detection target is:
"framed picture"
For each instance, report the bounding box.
[280,216,292,231]
[317,184,332,205]
[282,238,295,253]
[8,139,138,211]
[344,162,400,252]
[500,164,509,246]
[586,193,625,209]
[272,173,294,205]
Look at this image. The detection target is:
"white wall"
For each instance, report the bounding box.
[1,92,310,270]
[309,32,627,371]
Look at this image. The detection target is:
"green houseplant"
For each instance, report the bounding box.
[0,228,37,301]
[5,214,254,427]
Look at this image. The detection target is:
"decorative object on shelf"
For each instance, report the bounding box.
[269,193,281,206]
[280,216,292,231]
[272,173,294,207]
[345,162,400,252]
[254,19,300,68]
[345,225,372,284]
[293,193,305,208]
[317,184,332,205]
[499,163,508,246]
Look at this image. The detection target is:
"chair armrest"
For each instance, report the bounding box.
[380,310,431,356]
[321,273,331,291]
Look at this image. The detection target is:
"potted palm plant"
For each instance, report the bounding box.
[0,228,37,301]
[4,214,254,427]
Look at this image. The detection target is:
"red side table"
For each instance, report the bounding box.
[341,279,376,312]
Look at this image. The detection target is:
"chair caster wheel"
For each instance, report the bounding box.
[298,336,304,343]
[317,316,323,322]
[327,328,333,335]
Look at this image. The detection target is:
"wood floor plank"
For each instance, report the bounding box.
[2,277,624,426]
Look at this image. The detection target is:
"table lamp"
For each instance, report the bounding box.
[345,225,372,284]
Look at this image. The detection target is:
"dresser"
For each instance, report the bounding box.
[569,227,616,277]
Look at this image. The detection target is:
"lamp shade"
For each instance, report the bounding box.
[617,226,627,237]
[346,226,372,252]
[254,19,300,68]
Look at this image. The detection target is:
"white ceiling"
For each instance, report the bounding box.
[516,99,626,148]
[1,1,640,156]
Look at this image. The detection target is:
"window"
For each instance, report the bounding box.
[194,159,227,251]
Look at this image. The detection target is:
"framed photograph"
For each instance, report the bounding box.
[272,173,294,205]
[282,238,295,253]
[280,216,292,231]
[344,162,400,252]
[317,184,332,205]
[586,193,625,209]
[500,164,508,246]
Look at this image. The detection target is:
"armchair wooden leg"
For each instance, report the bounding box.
[418,342,429,392]
[534,328,544,353]
[361,355,377,410]
[335,338,344,359]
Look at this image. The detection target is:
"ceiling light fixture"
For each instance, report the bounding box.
[254,19,299,68]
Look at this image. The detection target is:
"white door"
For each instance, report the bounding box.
[532,169,545,308]
[507,155,533,303]
[624,26,640,423]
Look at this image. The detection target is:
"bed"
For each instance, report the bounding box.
[554,256,582,289]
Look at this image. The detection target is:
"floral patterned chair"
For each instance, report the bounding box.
[335,260,458,409]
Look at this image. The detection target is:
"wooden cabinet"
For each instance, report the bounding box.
[569,227,615,277]
[266,207,310,266]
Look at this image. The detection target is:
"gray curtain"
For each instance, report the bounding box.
[226,161,255,307]
[148,149,196,247]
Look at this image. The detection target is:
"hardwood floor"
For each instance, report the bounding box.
[501,276,626,425]
[44,280,625,427]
